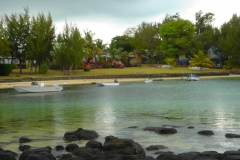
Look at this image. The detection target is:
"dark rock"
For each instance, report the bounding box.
[75,129,99,140]
[143,127,177,134]
[102,136,145,156]
[2,150,18,157]
[64,128,99,141]
[19,137,32,143]
[64,134,78,141]
[197,130,214,136]
[86,140,103,149]
[72,147,102,159]
[223,150,240,156]
[156,152,179,160]
[55,145,64,151]
[128,126,138,128]
[146,145,168,151]
[177,152,200,160]
[0,153,16,160]
[65,143,79,152]
[199,151,224,159]
[225,133,240,138]
[155,128,177,134]
[19,147,55,160]
[187,126,195,129]
[19,145,31,151]
[143,127,163,132]
[56,153,72,159]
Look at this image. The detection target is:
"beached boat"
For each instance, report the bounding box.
[98,82,119,86]
[13,81,63,93]
[187,74,200,81]
[143,79,153,83]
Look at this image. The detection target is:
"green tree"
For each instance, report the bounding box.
[189,50,213,67]
[0,17,11,58]
[4,8,30,73]
[54,22,84,75]
[38,62,48,74]
[218,14,240,67]
[110,35,134,52]
[27,12,55,74]
[128,21,161,58]
[165,57,176,69]
[195,10,215,35]
[160,18,195,58]
[83,30,101,63]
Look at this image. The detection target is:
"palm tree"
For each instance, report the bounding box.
[165,57,176,69]
[83,30,100,63]
[189,50,213,67]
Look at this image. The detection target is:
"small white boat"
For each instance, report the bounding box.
[13,81,63,93]
[187,74,200,81]
[98,82,119,86]
[143,79,153,84]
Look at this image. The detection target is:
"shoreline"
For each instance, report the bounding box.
[0,74,240,89]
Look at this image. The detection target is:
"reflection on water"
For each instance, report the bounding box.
[1,78,240,157]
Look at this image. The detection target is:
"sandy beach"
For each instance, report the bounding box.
[0,74,240,89]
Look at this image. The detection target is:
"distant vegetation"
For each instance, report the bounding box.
[1,8,240,77]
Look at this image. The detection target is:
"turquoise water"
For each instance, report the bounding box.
[1,78,240,157]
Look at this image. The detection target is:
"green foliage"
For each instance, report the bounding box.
[160,18,195,57]
[27,12,55,71]
[189,50,213,67]
[39,63,48,74]
[84,65,91,71]
[55,21,84,75]
[165,58,176,68]
[11,64,18,69]
[5,8,30,73]
[129,59,137,67]
[218,14,240,66]
[103,62,111,68]
[0,64,12,76]
[223,59,238,69]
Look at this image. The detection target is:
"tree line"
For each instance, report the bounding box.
[1,8,240,75]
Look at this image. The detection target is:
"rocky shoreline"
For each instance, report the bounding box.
[1,71,239,83]
[1,126,240,160]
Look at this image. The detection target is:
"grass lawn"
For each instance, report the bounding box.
[0,64,227,80]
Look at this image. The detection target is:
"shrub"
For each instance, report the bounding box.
[39,63,48,74]
[111,61,125,68]
[0,64,12,76]
[84,65,90,71]
[130,59,137,67]
[103,62,111,68]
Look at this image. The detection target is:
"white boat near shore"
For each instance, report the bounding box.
[143,79,153,83]
[13,82,63,93]
[98,82,119,86]
[187,74,200,81]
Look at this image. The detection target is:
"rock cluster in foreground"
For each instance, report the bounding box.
[1,127,240,160]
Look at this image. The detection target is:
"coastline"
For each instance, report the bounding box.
[0,74,240,89]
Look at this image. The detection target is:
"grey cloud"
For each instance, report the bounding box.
[1,0,192,23]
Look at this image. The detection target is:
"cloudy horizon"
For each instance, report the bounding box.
[1,0,240,44]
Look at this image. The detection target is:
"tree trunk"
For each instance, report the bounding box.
[68,65,73,76]
[29,60,33,74]
[19,60,22,74]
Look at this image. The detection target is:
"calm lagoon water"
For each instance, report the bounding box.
[1,77,240,158]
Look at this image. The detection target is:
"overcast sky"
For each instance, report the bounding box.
[1,0,240,44]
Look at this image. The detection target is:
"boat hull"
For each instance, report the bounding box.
[143,79,153,83]
[98,83,119,86]
[13,86,63,93]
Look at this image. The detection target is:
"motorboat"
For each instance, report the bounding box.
[143,79,153,83]
[187,74,200,81]
[13,81,63,93]
[98,82,119,86]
